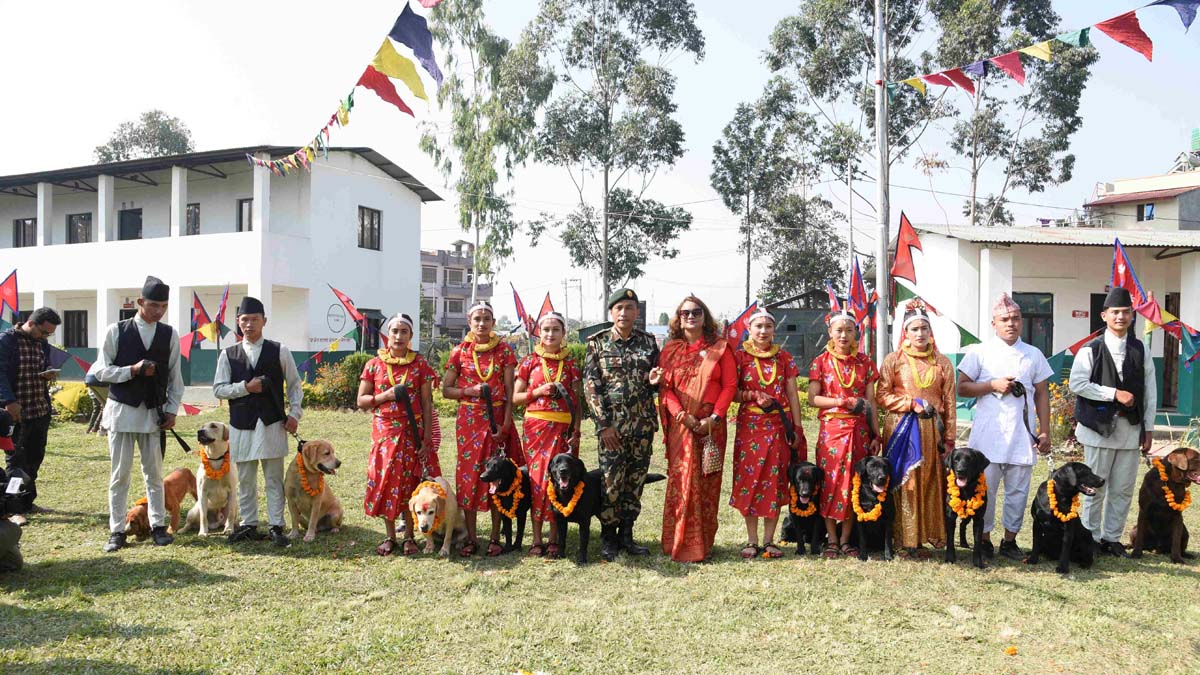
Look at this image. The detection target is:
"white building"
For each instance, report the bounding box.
[0,146,440,382]
[420,240,493,341]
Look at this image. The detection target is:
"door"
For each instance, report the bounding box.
[1090,294,1106,335]
[118,208,143,240]
[1163,292,1180,408]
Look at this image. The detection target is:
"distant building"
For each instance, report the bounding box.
[420,240,492,340]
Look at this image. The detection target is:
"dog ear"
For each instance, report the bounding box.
[1166,449,1190,473]
[1060,464,1077,488]
[943,449,956,470]
[975,451,990,472]
[222,424,229,442]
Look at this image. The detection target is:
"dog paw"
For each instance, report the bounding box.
[303,533,316,542]
[1055,565,1070,575]
[438,548,450,558]
[330,527,340,534]
[198,531,209,538]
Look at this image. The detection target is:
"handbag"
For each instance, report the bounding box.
[700,433,722,475]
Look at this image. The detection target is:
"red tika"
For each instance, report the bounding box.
[448,340,525,511]
[808,350,879,523]
[730,348,805,518]
[516,353,581,522]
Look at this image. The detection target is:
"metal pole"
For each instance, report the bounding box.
[873,0,890,363]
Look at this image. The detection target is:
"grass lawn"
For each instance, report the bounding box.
[2,408,1199,674]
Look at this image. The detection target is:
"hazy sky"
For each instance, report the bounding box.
[2,1,1197,323]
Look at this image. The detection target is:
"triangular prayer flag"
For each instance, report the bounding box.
[388,3,444,86]
[1095,11,1153,62]
[373,39,430,102]
[1056,27,1092,47]
[48,345,72,370]
[894,282,916,304]
[825,281,842,313]
[1018,40,1053,61]
[956,322,982,347]
[890,212,923,284]
[885,82,898,104]
[329,284,364,322]
[73,355,92,372]
[181,403,201,416]
[314,351,323,365]
[180,331,195,361]
[1151,0,1200,30]
[1067,328,1103,356]
[921,72,955,88]
[191,292,212,335]
[419,0,444,6]
[963,60,988,78]
[942,68,975,95]
[0,270,17,316]
[356,65,415,117]
[900,77,926,95]
[989,51,1026,86]
[330,339,340,352]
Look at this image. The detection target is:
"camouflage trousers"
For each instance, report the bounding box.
[597,430,654,526]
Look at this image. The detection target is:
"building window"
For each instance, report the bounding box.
[360,309,382,351]
[63,310,88,348]
[1013,292,1053,357]
[186,203,200,235]
[358,206,381,250]
[15,310,32,325]
[444,299,464,315]
[119,308,137,322]
[422,266,437,283]
[12,218,36,248]
[1136,203,1155,222]
[118,208,143,240]
[237,198,253,232]
[446,328,464,340]
[66,213,92,244]
[446,268,464,285]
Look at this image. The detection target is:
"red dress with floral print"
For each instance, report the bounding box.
[808,350,879,522]
[730,348,806,517]
[448,340,525,511]
[360,354,441,520]
[516,353,581,522]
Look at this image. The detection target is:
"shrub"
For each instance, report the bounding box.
[306,351,373,409]
[52,382,93,423]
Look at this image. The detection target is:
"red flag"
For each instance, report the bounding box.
[1095,11,1153,62]
[1067,328,1103,356]
[181,403,201,416]
[0,270,17,316]
[356,65,415,117]
[921,72,955,88]
[214,285,230,326]
[328,284,363,322]
[180,331,195,361]
[825,281,841,312]
[1111,238,1148,308]
[314,351,324,365]
[725,301,758,345]
[941,68,976,95]
[191,292,211,335]
[529,293,555,337]
[889,212,923,284]
[73,355,92,372]
[511,283,534,335]
[848,258,869,322]
[418,0,444,6]
[989,51,1026,86]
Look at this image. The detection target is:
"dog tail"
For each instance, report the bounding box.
[644,473,667,485]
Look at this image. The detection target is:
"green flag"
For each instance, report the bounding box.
[894,284,917,303]
[956,321,981,347]
[1056,28,1090,48]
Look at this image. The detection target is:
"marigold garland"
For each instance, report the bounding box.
[946,472,987,519]
[410,480,447,532]
[377,348,416,366]
[295,453,324,497]
[491,460,524,519]
[200,451,231,481]
[546,480,585,517]
[788,483,817,517]
[851,474,888,522]
[534,344,566,360]
[741,341,779,359]
[1153,458,1193,512]
[1046,479,1081,522]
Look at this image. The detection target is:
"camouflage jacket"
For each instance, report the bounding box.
[583,327,660,435]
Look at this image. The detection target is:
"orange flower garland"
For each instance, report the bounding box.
[295,453,324,497]
[546,481,584,517]
[1045,479,1081,522]
[1153,458,1193,512]
[946,472,987,519]
[851,474,888,522]
[788,484,817,517]
[200,451,231,481]
[490,459,524,519]
[410,480,447,533]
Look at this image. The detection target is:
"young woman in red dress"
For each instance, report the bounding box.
[807,310,880,558]
[442,301,525,557]
[356,314,440,557]
[659,295,737,563]
[513,312,582,557]
[730,308,807,559]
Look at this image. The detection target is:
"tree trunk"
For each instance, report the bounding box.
[601,163,610,314]
[471,213,480,304]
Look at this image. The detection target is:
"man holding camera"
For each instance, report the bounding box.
[213,297,302,547]
[0,307,61,524]
[91,276,184,552]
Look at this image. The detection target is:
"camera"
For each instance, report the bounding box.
[0,408,31,517]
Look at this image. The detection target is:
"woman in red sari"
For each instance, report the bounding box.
[730,308,807,559]
[357,313,440,556]
[807,310,880,558]
[443,301,525,557]
[513,312,582,557]
[659,295,737,563]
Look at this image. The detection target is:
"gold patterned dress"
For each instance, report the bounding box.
[876,343,957,549]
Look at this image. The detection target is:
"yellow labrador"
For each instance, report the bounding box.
[183,422,239,536]
[408,476,466,556]
[284,440,344,542]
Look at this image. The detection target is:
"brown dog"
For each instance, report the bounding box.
[284,440,344,542]
[407,476,466,557]
[125,467,198,539]
[1131,448,1200,563]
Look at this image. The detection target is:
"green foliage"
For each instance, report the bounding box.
[758,195,847,302]
[94,110,195,163]
[304,352,373,410]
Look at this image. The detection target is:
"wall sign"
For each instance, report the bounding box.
[326,304,346,332]
[1072,310,1088,318]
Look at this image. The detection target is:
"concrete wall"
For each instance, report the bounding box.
[1177,190,1200,230]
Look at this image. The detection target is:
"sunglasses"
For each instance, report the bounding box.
[678,308,704,319]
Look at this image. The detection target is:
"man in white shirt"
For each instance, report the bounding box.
[91,276,185,553]
[1068,286,1156,557]
[957,293,1053,561]
[213,297,302,547]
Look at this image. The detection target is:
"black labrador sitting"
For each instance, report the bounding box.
[779,462,826,555]
[546,454,664,564]
[853,456,895,561]
[1026,462,1105,574]
[942,447,990,569]
[480,455,531,553]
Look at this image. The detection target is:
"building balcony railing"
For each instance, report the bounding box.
[440,282,493,298]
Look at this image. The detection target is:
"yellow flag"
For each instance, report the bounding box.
[197,322,220,343]
[330,339,340,352]
[901,77,926,95]
[1146,308,1179,336]
[372,39,429,102]
[1019,40,1052,61]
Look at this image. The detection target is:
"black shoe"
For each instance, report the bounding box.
[998,539,1023,561]
[269,526,291,548]
[981,539,995,559]
[1100,540,1130,558]
[151,526,174,546]
[619,518,650,556]
[600,524,620,562]
[229,524,266,543]
[103,531,127,553]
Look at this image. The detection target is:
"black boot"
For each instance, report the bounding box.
[151,526,174,546]
[269,525,291,548]
[103,531,127,553]
[600,523,620,562]
[229,524,266,543]
[620,517,650,556]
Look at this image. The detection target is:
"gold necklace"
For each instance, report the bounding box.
[377,348,416,366]
[741,341,779,358]
[752,355,777,387]
[904,351,936,389]
[471,346,495,382]
[825,342,857,389]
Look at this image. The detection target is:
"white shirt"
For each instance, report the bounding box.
[1069,329,1156,449]
[89,314,184,433]
[212,337,303,462]
[958,336,1054,466]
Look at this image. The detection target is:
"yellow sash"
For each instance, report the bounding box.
[526,410,572,424]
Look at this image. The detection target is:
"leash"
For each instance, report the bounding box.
[552,382,578,456]
[480,383,506,458]
[393,382,432,475]
[761,398,798,461]
[1007,380,1048,470]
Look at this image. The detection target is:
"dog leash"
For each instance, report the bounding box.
[552,382,579,456]
[761,398,798,453]
[480,383,506,458]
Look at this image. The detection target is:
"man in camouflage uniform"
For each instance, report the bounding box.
[584,288,663,562]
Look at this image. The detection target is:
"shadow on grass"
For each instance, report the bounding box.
[174,523,389,561]
[0,657,209,675]
[8,557,236,601]
[0,604,168,650]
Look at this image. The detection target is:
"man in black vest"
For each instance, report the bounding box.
[1068,286,1157,557]
[91,276,184,553]
[213,297,303,547]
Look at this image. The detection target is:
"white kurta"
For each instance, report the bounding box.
[957,337,1054,466]
[212,338,303,462]
[91,315,184,432]
[1068,329,1157,449]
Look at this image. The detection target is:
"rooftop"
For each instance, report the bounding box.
[1083,186,1200,208]
[912,223,1200,248]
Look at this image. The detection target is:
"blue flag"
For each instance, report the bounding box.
[388,4,444,86]
[885,411,924,489]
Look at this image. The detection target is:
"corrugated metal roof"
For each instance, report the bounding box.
[912,223,1200,247]
[1083,186,1200,207]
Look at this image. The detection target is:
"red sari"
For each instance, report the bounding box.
[808,348,879,522]
[360,354,441,520]
[516,352,581,522]
[659,337,737,562]
[447,339,525,511]
[730,347,806,518]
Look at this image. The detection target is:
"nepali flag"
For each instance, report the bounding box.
[848,257,869,323]
[0,270,16,318]
[531,292,555,337]
[328,284,363,322]
[890,212,922,285]
[825,281,841,312]
[1111,238,1148,308]
[725,301,758,346]
[191,292,212,335]
[511,283,535,335]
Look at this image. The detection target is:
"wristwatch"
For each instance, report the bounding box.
[708,414,721,424]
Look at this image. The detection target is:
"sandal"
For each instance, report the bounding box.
[486,540,504,557]
[840,543,860,557]
[762,542,784,559]
[375,538,397,556]
[740,543,761,559]
[400,538,418,556]
[822,543,841,559]
[914,547,932,560]
[528,544,546,557]
[459,540,478,557]
[546,543,561,559]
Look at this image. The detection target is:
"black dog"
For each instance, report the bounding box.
[480,455,531,553]
[942,447,990,569]
[545,455,665,564]
[1026,462,1105,574]
[853,456,895,561]
[779,462,826,555]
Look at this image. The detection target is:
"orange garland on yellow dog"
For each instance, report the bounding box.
[295,453,324,497]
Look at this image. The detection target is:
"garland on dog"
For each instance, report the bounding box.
[1045,479,1081,522]
[546,481,584,517]
[946,472,987,519]
[295,453,324,497]
[851,474,888,522]
[1153,458,1193,512]
[788,483,817,517]
[200,451,230,480]
[411,480,447,532]
[490,459,524,519]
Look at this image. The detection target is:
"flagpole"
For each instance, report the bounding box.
[873,0,891,365]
